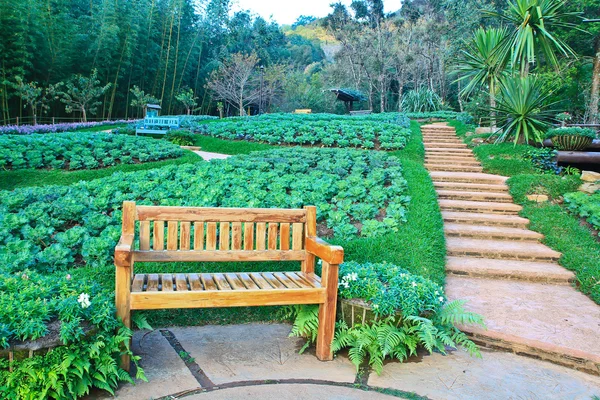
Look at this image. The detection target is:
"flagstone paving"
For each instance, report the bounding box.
[421,123,600,375]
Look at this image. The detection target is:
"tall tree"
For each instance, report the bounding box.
[57,69,111,122]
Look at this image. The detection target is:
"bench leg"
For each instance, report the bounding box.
[316,262,339,361]
[116,265,132,372]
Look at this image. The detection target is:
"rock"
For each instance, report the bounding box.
[579,183,600,194]
[471,138,486,146]
[475,127,494,135]
[581,170,600,182]
[465,131,475,137]
[527,194,549,202]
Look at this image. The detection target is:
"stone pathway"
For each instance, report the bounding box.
[193,150,231,161]
[421,123,600,375]
[89,324,600,400]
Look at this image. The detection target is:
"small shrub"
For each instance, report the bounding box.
[523,148,562,175]
[165,129,195,146]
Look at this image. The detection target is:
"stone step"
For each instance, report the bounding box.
[446,237,561,261]
[427,159,481,166]
[439,199,522,215]
[422,136,462,140]
[444,223,544,241]
[434,181,509,192]
[423,139,465,144]
[421,128,456,132]
[437,189,513,203]
[425,147,473,155]
[426,164,484,173]
[423,142,468,149]
[445,256,574,284]
[445,275,600,375]
[442,211,529,228]
[426,153,476,159]
[426,159,481,166]
[429,171,507,184]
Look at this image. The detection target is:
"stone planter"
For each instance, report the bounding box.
[339,298,380,327]
[551,135,593,151]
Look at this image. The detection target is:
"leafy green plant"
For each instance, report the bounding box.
[523,147,562,174]
[493,75,556,144]
[287,262,484,374]
[564,192,600,233]
[400,88,445,113]
[165,129,195,146]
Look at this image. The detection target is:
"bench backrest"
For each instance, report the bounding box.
[121,202,316,263]
[144,117,180,128]
[294,109,312,114]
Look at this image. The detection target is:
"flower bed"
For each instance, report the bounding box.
[564,191,600,234]
[287,261,483,374]
[0,120,132,135]
[0,133,184,170]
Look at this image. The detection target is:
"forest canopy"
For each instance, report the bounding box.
[0,0,598,123]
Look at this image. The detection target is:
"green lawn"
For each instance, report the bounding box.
[192,134,275,154]
[71,123,128,132]
[0,150,202,191]
[449,120,600,304]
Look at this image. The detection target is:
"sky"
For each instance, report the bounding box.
[232,0,401,26]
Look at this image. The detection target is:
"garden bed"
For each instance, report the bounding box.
[0,132,184,170]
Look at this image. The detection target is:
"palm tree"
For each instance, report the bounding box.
[455,27,509,126]
[487,0,582,76]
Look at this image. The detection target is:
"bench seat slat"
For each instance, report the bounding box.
[162,274,174,291]
[175,274,188,291]
[132,274,145,292]
[147,274,159,291]
[285,272,312,288]
[273,272,300,289]
[225,273,246,290]
[249,273,273,289]
[258,272,285,289]
[201,274,216,290]
[189,273,203,290]
[238,273,259,289]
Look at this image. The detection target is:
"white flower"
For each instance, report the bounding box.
[373,304,379,309]
[411,281,417,287]
[349,272,358,281]
[438,297,444,302]
[434,291,439,295]
[77,293,91,309]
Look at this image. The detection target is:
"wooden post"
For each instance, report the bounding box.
[302,206,316,273]
[16,117,19,126]
[115,201,136,372]
[316,261,339,361]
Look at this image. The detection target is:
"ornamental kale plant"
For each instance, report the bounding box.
[0,120,133,135]
[564,192,600,234]
[0,148,409,275]
[0,132,184,170]
[523,148,562,175]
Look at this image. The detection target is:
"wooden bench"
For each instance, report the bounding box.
[114,202,343,370]
[349,110,372,115]
[135,117,180,135]
[294,109,312,114]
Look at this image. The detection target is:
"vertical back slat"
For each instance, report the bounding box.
[206,222,217,250]
[243,222,254,250]
[194,222,204,251]
[268,223,278,250]
[292,223,303,250]
[256,222,267,250]
[219,222,230,250]
[232,222,242,250]
[139,221,150,251]
[167,221,178,250]
[279,223,290,250]
[153,221,165,250]
[180,221,191,250]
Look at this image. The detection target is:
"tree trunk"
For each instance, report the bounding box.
[33,108,37,125]
[589,35,600,125]
[82,106,87,122]
[489,77,496,129]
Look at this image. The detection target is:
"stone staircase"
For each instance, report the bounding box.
[421,123,600,376]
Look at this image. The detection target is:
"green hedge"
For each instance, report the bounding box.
[0,133,183,170]
[546,127,597,139]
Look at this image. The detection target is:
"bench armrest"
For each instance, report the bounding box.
[305,237,344,265]
[115,234,134,267]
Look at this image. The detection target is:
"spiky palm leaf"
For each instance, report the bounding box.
[486,0,582,74]
[455,27,509,98]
